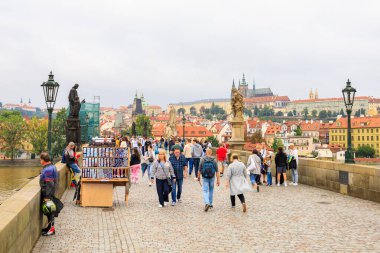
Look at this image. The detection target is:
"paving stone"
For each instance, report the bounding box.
[32,177,380,252]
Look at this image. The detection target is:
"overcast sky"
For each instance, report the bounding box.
[0,0,379,109]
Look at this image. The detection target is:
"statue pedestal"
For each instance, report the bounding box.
[228,117,245,151]
[66,118,81,146]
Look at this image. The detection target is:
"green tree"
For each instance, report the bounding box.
[318,110,328,119]
[190,106,197,116]
[356,145,375,158]
[287,111,293,117]
[295,125,302,136]
[253,106,260,116]
[327,110,332,117]
[340,108,345,116]
[311,110,318,118]
[205,114,213,120]
[247,130,264,143]
[0,110,26,160]
[207,136,219,147]
[135,115,152,137]
[302,107,309,119]
[52,108,67,158]
[293,109,297,116]
[26,117,48,155]
[275,111,284,117]
[243,108,253,117]
[177,108,186,115]
[271,138,283,152]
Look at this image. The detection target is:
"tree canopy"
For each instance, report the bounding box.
[0,110,26,160]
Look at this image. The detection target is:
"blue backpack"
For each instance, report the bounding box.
[201,160,216,178]
[61,150,67,164]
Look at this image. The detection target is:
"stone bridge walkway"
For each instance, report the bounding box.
[33,176,380,253]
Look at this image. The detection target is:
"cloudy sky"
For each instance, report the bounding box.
[0,0,379,109]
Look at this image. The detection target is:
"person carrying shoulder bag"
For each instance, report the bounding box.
[150,150,176,207]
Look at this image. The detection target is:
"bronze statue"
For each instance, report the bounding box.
[231,87,244,119]
[68,84,84,118]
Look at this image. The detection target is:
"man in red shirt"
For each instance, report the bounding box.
[216,144,228,177]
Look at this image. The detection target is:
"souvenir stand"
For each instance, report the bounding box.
[80,143,130,207]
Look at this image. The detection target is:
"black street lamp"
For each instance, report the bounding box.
[41,71,59,158]
[342,79,356,164]
[182,114,186,141]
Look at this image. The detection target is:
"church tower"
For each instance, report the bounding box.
[238,73,249,98]
[314,89,319,99]
[309,89,314,99]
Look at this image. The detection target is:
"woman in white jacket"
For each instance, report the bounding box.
[247,149,262,192]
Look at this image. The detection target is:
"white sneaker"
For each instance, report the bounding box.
[277,183,280,187]
[294,183,298,186]
[290,182,294,185]
[284,182,288,187]
[171,202,176,206]
[158,204,163,208]
[194,177,198,181]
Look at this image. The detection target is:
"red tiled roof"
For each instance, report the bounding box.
[330,116,380,129]
[265,125,281,135]
[300,121,320,131]
[292,96,370,103]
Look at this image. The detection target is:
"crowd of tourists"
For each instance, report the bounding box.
[38,135,299,236]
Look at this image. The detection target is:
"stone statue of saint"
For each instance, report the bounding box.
[164,106,178,138]
[231,87,244,119]
[69,84,82,118]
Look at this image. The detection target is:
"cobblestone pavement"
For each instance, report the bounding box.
[33,176,380,253]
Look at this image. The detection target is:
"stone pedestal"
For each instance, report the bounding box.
[66,118,81,146]
[228,118,245,151]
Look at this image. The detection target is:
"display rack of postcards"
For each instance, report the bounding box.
[82,147,130,179]
[80,146,131,207]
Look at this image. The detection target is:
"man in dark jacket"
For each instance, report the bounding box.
[275,146,288,187]
[169,147,188,205]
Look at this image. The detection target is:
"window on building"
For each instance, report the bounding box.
[367,136,369,141]
[362,136,365,141]
[371,136,374,141]
[367,129,369,133]
[371,129,374,133]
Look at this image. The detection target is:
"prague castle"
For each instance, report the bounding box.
[237,73,274,98]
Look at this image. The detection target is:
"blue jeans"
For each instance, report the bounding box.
[267,172,272,185]
[249,174,260,185]
[193,158,200,177]
[141,163,151,179]
[291,168,298,183]
[171,178,183,203]
[202,177,215,205]
[68,163,81,173]
[186,158,194,175]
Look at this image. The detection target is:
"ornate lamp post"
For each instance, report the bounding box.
[182,114,186,141]
[342,79,356,164]
[41,71,59,158]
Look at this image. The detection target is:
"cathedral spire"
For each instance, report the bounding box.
[135,91,138,99]
[232,79,235,88]
[20,98,23,104]
[242,73,246,86]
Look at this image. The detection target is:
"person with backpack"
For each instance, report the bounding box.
[247,149,262,192]
[192,139,203,180]
[198,148,220,212]
[169,147,188,205]
[39,152,58,236]
[288,144,299,186]
[64,142,81,186]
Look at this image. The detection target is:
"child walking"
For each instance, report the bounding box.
[130,147,141,183]
[265,156,272,186]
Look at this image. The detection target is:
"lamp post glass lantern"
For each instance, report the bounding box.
[41,71,59,158]
[342,79,356,164]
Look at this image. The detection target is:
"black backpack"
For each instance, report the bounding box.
[201,160,216,178]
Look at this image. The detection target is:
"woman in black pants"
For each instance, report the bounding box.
[150,150,176,207]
